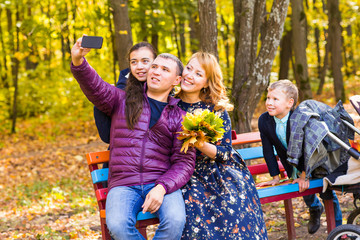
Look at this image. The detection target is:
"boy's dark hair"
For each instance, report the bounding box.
[268,79,299,110]
[125,42,157,129]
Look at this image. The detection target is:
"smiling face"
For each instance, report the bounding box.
[181,58,208,100]
[146,56,181,96]
[266,88,294,119]
[129,47,155,81]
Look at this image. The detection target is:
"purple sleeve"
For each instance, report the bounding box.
[70,58,125,115]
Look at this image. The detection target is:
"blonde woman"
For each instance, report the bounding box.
[177,52,268,239]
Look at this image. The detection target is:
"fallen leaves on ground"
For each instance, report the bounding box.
[0,102,359,239]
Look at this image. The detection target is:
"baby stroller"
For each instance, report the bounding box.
[323,95,360,240]
[286,96,360,240]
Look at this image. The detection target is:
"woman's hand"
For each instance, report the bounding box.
[71,36,91,66]
[195,142,217,159]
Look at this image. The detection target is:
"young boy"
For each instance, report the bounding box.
[257,80,342,234]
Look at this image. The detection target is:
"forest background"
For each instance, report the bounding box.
[0,0,360,239]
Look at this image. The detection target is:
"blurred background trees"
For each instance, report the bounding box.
[0,0,359,135]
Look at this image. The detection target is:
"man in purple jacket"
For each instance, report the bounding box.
[71,37,196,240]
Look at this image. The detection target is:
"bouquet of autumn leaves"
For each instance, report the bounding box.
[177,109,225,153]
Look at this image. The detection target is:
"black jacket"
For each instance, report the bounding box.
[258,111,305,178]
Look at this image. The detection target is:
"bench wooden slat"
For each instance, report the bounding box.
[247,162,284,175]
[91,168,109,184]
[257,178,323,199]
[237,146,278,161]
[237,146,264,160]
[87,151,110,165]
[232,132,261,145]
[259,187,323,204]
[96,188,108,202]
[99,209,158,221]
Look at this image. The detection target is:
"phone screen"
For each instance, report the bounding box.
[81,36,103,49]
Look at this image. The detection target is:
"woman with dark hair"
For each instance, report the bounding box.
[94,42,157,141]
[177,52,268,239]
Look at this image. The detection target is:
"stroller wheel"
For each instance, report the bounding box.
[348,208,360,225]
[327,224,360,240]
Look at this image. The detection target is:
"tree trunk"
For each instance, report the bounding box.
[232,0,290,133]
[220,14,230,85]
[0,8,9,88]
[317,30,329,95]
[346,25,356,75]
[9,3,20,133]
[278,30,292,80]
[71,0,76,45]
[60,1,71,69]
[189,13,200,53]
[110,0,133,71]
[313,0,322,81]
[150,1,159,52]
[233,0,241,52]
[198,0,218,59]
[46,0,52,77]
[168,1,181,59]
[107,0,117,85]
[179,21,186,59]
[327,0,344,102]
[291,0,312,101]
[314,27,321,79]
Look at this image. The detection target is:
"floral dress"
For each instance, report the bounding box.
[178,101,268,240]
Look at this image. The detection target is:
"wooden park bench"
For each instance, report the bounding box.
[86,131,336,240]
[234,132,336,240]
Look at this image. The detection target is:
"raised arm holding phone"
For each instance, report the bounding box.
[71,36,196,240]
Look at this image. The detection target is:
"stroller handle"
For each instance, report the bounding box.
[348,148,360,160]
[321,122,360,160]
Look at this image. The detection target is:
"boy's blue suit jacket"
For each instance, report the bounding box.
[258,111,305,178]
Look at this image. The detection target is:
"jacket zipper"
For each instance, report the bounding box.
[140,97,152,186]
[139,101,171,186]
[139,129,148,186]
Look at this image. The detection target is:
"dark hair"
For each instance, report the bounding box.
[157,53,184,76]
[125,42,157,129]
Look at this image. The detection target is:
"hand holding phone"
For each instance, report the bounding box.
[81,36,103,49]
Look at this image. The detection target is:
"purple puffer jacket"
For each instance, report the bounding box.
[71,59,196,194]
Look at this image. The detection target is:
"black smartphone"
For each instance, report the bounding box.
[81,36,103,49]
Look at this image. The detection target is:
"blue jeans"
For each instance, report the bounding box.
[106,183,186,240]
[303,190,342,226]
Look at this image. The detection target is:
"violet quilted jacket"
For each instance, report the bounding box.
[71,59,196,193]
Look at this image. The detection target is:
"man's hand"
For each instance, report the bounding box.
[71,36,91,66]
[256,176,280,187]
[142,185,166,214]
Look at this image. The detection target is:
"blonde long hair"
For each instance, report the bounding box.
[176,52,233,111]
